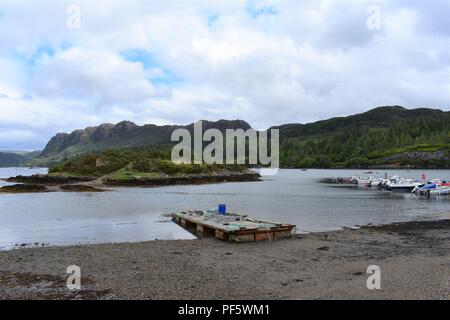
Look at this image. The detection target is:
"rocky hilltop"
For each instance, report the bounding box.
[36,119,251,165]
[9,106,450,169]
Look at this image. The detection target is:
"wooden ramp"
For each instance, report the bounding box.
[172,210,295,242]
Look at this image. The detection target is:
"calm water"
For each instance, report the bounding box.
[0,167,449,250]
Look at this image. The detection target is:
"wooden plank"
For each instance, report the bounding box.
[273,230,293,240]
[197,224,215,237]
[172,211,295,242]
[181,218,196,229]
[215,229,228,241]
[232,234,255,242]
[255,231,274,241]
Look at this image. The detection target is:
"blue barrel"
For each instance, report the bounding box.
[218,204,226,215]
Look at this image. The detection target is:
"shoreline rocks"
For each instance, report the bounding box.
[5,174,95,185]
[60,185,105,192]
[0,183,105,193]
[1,171,260,193]
[104,172,261,186]
[0,184,49,193]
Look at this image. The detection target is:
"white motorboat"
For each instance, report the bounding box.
[355,176,384,187]
[386,176,424,192]
[429,186,450,196]
[413,180,450,196]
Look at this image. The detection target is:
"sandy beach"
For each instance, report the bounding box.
[0,219,449,300]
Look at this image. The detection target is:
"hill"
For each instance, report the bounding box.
[34,120,251,166]
[3,148,260,191]
[273,106,450,168]
[0,150,41,167]
[48,148,254,182]
[28,106,450,168]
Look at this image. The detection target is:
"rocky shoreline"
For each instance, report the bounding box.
[0,218,448,299]
[5,174,95,185]
[103,172,260,186]
[0,171,261,193]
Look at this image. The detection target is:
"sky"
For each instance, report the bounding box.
[0,0,449,150]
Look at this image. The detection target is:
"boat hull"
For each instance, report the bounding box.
[387,184,424,192]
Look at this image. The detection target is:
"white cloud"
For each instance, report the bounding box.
[30,47,160,105]
[0,129,35,142]
[0,0,449,149]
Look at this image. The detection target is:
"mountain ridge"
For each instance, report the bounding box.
[10,106,450,168]
[271,106,449,137]
[0,151,41,167]
[36,119,252,164]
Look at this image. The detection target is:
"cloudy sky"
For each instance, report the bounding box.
[0,0,449,150]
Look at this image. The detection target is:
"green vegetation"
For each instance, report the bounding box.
[108,165,161,181]
[277,107,450,168]
[49,147,248,179]
[0,150,41,167]
[49,148,170,177]
[33,120,251,166]
[21,106,450,170]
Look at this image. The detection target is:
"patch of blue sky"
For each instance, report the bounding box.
[150,72,181,86]
[13,44,56,66]
[207,13,219,27]
[33,44,55,58]
[245,0,278,19]
[120,48,158,69]
[120,48,182,86]
[60,41,75,51]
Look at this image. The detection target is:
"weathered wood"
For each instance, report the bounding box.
[255,231,273,241]
[172,210,294,242]
[230,234,255,242]
[274,230,292,240]
[197,224,215,237]
[215,229,228,241]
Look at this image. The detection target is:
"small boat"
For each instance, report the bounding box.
[412,183,436,195]
[413,180,450,196]
[355,176,371,185]
[375,178,389,189]
[366,178,385,188]
[429,186,450,196]
[386,176,424,192]
[355,176,380,187]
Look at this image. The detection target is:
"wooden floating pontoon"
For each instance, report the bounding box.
[172,210,295,242]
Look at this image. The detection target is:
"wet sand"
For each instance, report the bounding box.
[0,219,449,300]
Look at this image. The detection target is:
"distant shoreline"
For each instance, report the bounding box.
[0,171,261,193]
[0,218,448,299]
[282,166,450,170]
[2,165,450,170]
[1,166,449,193]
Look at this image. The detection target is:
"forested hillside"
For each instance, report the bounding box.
[276,106,450,168]
[24,106,450,169]
[0,151,41,167]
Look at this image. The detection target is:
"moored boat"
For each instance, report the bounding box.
[429,186,450,196]
[412,180,450,196]
[386,176,424,192]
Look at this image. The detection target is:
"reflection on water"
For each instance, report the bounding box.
[0,167,449,250]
